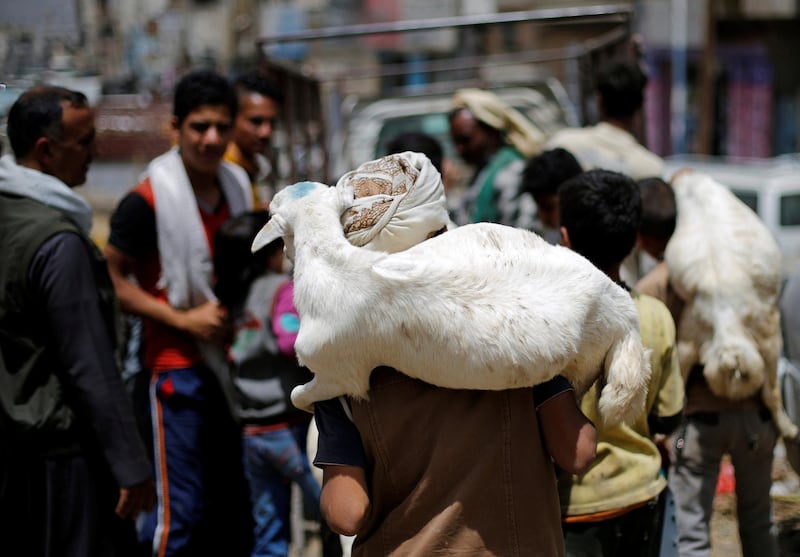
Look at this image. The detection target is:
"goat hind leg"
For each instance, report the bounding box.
[761,373,799,440]
[598,330,652,428]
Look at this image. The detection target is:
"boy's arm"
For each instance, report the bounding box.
[314,396,370,535]
[534,377,597,475]
[103,192,227,342]
[104,244,226,342]
[321,465,369,536]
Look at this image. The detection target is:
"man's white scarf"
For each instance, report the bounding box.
[0,154,93,233]
[146,147,252,309]
[147,148,251,411]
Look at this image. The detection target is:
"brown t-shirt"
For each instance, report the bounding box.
[348,367,564,557]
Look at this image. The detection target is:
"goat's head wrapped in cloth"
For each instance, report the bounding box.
[337,151,452,254]
[451,88,545,159]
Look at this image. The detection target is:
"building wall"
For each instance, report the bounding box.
[639,0,799,156]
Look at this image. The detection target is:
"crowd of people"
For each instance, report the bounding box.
[0,57,792,557]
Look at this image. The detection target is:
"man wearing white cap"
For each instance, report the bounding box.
[449,88,544,229]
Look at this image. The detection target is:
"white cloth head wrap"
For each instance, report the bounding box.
[451,88,545,158]
[337,152,451,253]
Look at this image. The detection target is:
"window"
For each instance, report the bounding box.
[780,194,800,226]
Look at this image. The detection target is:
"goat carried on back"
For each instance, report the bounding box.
[252,153,652,427]
[666,169,798,439]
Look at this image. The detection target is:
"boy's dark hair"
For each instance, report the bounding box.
[213,210,283,310]
[595,62,648,119]
[385,132,444,173]
[7,86,89,159]
[638,177,676,240]
[234,72,283,105]
[559,169,642,269]
[173,70,238,126]
[520,148,583,198]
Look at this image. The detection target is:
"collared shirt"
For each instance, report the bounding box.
[452,146,536,230]
[545,122,665,180]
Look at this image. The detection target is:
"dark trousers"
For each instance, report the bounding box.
[0,446,138,557]
[669,410,778,557]
[562,494,664,557]
[138,366,253,557]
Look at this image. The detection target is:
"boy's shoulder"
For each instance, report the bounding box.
[632,290,676,338]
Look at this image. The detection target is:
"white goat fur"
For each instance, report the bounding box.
[665,170,798,438]
[253,181,652,426]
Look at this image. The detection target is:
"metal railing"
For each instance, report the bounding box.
[254,3,634,185]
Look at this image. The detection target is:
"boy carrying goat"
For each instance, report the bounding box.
[251,151,660,554]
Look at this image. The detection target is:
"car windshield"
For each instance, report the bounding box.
[373,98,557,161]
[375,112,453,160]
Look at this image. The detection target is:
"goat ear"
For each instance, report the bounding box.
[252,216,285,253]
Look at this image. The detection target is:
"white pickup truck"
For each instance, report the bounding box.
[332,78,580,183]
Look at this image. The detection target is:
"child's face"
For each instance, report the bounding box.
[267,247,287,273]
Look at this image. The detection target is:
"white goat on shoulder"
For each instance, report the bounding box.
[666,169,798,439]
[252,181,652,427]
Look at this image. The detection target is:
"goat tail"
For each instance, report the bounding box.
[597,330,652,428]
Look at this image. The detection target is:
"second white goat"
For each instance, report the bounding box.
[253,181,652,426]
[665,169,798,439]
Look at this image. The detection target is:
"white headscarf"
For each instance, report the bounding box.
[452,88,545,158]
[337,152,451,254]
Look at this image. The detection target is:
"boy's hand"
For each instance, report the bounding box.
[177,301,230,342]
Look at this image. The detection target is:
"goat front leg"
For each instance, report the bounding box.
[291,374,366,413]
[292,376,347,413]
